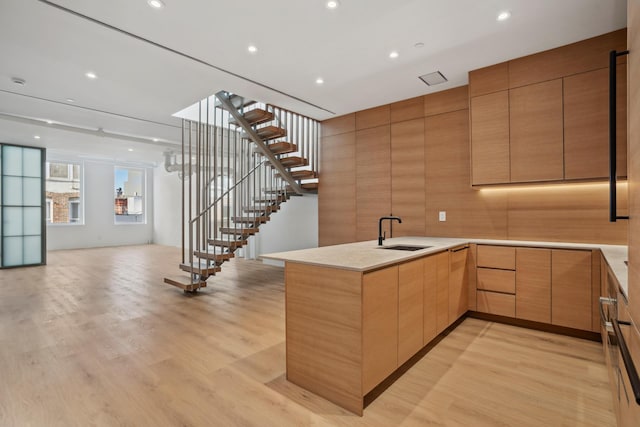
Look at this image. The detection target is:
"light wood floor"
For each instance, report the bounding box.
[0,245,615,426]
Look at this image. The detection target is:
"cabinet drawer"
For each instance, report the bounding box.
[477,245,516,270]
[477,268,515,294]
[477,290,516,317]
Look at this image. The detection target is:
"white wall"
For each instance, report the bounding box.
[153,165,183,247]
[248,195,318,267]
[47,160,154,250]
[153,164,319,260]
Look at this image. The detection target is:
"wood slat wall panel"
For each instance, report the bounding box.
[356,105,390,131]
[506,183,628,244]
[321,113,355,137]
[319,133,356,246]
[424,86,469,116]
[356,126,391,241]
[509,29,627,88]
[391,96,424,123]
[468,62,509,97]
[425,109,509,239]
[391,118,426,236]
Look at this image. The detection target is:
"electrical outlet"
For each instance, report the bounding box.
[439,211,446,222]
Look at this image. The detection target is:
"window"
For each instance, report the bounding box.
[114,167,145,224]
[46,198,52,223]
[45,161,83,225]
[68,198,80,223]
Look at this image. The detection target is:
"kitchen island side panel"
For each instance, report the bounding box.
[285,262,364,414]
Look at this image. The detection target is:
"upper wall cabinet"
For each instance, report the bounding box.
[469,29,627,186]
[509,79,564,183]
[470,91,510,185]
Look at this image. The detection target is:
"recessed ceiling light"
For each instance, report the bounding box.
[497,11,511,21]
[85,72,97,79]
[152,138,159,142]
[389,51,399,59]
[247,45,258,54]
[46,120,53,124]
[315,77,324,85]
[11,77,26,86]
[147,0,165,9]
[34,135,41,140]
[66,98,75,103]
[128,148,134,152]
[326,0,339,9]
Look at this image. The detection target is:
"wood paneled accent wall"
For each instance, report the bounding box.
[320,33,629,246]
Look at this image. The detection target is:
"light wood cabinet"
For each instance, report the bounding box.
[448,247,468,323]
[509,79,564,182]
[564,66,627,180]
[515,248,551,323]
[477,290,515,317]
[423,255,438,344]
[470,91,510,185]
[436,251,450,334]
[398,259,424,365]
[477,245,515,270]
[355,126,391,241]
[391,118,425,236]
[362,266,398,394]
[551,250,592,330]
[477,268,515,293]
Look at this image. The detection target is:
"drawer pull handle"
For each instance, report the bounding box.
[612,320,640,405]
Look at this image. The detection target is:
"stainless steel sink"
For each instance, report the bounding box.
[379,245,432,251]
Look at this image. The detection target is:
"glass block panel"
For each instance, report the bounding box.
[23,236,41,265]
[3,236,23,267]
[2,146,22,176]
[3,207,23,236]
[3,176,23,205]
[23,207,41,236]
[22,148,41,178]
[23,178,41,206]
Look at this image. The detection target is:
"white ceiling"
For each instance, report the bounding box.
[0,0,627,163]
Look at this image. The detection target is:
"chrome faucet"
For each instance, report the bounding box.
[378,216,402,246]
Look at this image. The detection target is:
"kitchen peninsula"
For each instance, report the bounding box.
[263,236,628,415]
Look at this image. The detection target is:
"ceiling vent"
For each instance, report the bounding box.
[419,71,447,86]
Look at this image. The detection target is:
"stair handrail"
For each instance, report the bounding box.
[215,91,305,195]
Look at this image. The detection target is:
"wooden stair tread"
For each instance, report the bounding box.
[256,142,297,155]
[193,251,234,261]
[219,227,259,235]
[229,109,274,127]
[287,182,319,191]
[245,126,287,141]
[275,157,309,168]
[278,170,317,180]
[164,275,207,291]
[208,239,247,249]
[179,263,221,276]
[244,206,279,214]
[232,216,269,223]
[253,196,286,203]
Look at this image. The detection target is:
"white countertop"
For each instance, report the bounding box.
[261,236,629,297]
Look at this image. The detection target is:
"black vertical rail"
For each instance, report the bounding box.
[609,49,630,222]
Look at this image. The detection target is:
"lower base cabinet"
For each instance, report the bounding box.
[363,267,398,394]
[398,260,424,366]
[516,247,551,323]
[551,249,592,330]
